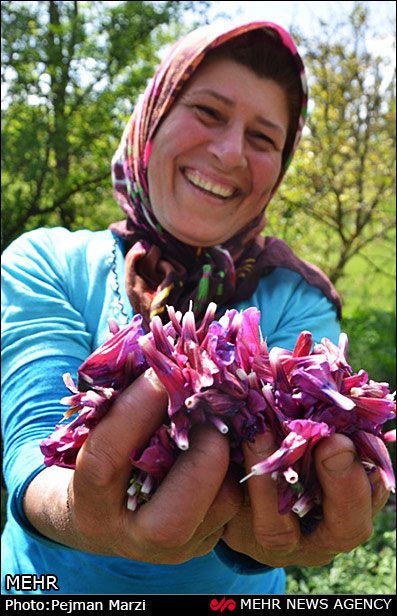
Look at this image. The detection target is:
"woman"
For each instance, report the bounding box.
[1,21,389,595]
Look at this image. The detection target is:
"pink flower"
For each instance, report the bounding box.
[313,333,351,377]
[353,430,395,492]
[41,303,395,526]
[129,425,178,481]
[234,307,262,373]
[292,331,313,357]
[41,424,89,468]
[139,334,187,415]
[242,419,333,481]
[78,314,148,390]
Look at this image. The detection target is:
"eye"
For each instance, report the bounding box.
[194,104,221,121]
[250,131,275,147]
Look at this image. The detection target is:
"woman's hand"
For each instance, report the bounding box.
[24,370,242,564]
[222,431,391,568]
[24,373,389,568]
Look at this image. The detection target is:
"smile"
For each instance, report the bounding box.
[183,168,237,199]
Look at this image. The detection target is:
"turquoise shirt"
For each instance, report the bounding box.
[1,228,340,595]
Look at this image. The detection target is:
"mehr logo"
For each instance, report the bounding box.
[210,597,237,612]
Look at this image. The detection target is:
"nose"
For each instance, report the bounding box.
[207,124,247,170]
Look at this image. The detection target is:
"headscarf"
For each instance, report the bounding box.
[110,21,341,329]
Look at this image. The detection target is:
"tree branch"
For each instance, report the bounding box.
[51,173,110,209]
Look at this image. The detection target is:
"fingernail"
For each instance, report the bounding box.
[245,431,274,456]
[144,368,166,393]
[322,450,355,472]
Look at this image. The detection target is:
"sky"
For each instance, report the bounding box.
[202,1,396,60]
[205,1,395,34]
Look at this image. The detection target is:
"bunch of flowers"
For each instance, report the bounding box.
[40,304,395,528]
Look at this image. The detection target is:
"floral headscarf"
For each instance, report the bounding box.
[110,21,341,329]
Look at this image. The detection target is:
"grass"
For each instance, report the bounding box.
[285,497,396,594]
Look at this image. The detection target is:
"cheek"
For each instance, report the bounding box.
[150,113,205,163]
[251,155,282,201]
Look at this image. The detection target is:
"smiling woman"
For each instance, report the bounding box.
[2,20,391,597]
[109,23,321,327]
[147,57,289,246]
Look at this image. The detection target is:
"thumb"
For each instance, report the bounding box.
[76,368,169,493]
[316,433,357,477]
[314,433,372,549]
[242,430,299,548]
[243,430,277,470]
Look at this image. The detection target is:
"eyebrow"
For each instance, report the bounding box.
[193,88,286,138]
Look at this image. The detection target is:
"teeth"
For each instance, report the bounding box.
[184,169,235,198]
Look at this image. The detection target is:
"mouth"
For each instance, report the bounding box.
[182,167,239,200]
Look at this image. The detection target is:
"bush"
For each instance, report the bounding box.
[286,498,396,594]
[341,309,396,391]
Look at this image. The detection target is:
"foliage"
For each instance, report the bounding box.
[286,500,396,594]
[266,3,396,287]
[342,309,396,390]
[1,0,211,249]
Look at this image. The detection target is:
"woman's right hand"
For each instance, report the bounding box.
[24,370,243,564]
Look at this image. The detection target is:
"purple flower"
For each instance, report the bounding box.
[291,358,356,410]
[201,322,236,368]
[129,425,178,481]
[78,314,148,390]
[185,388,245,416]
[269,347,293,393]
[352,430,395,491]
[41,303,395,524]
[40,424,89,468]
[242,419,333,482]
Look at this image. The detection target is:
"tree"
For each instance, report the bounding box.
[1,0,211,249]
[266,3,396,287]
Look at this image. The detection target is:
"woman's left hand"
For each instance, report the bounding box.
[222,431,391,567]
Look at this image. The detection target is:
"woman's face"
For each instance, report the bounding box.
[147,55,289,246]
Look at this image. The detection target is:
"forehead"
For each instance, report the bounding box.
[181,55,289,130]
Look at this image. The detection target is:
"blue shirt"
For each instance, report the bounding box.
[1,227,340,595]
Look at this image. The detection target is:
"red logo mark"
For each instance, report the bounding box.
[210,597,236,612]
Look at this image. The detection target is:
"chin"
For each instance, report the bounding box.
[173,232,225,247]
[162,220,229,247]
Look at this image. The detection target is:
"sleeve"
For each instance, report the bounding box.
[1,356,81,538]
[248,267,341,351]
[1,229,94,538]
[1,228,94,383]
[213,541,275,575]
